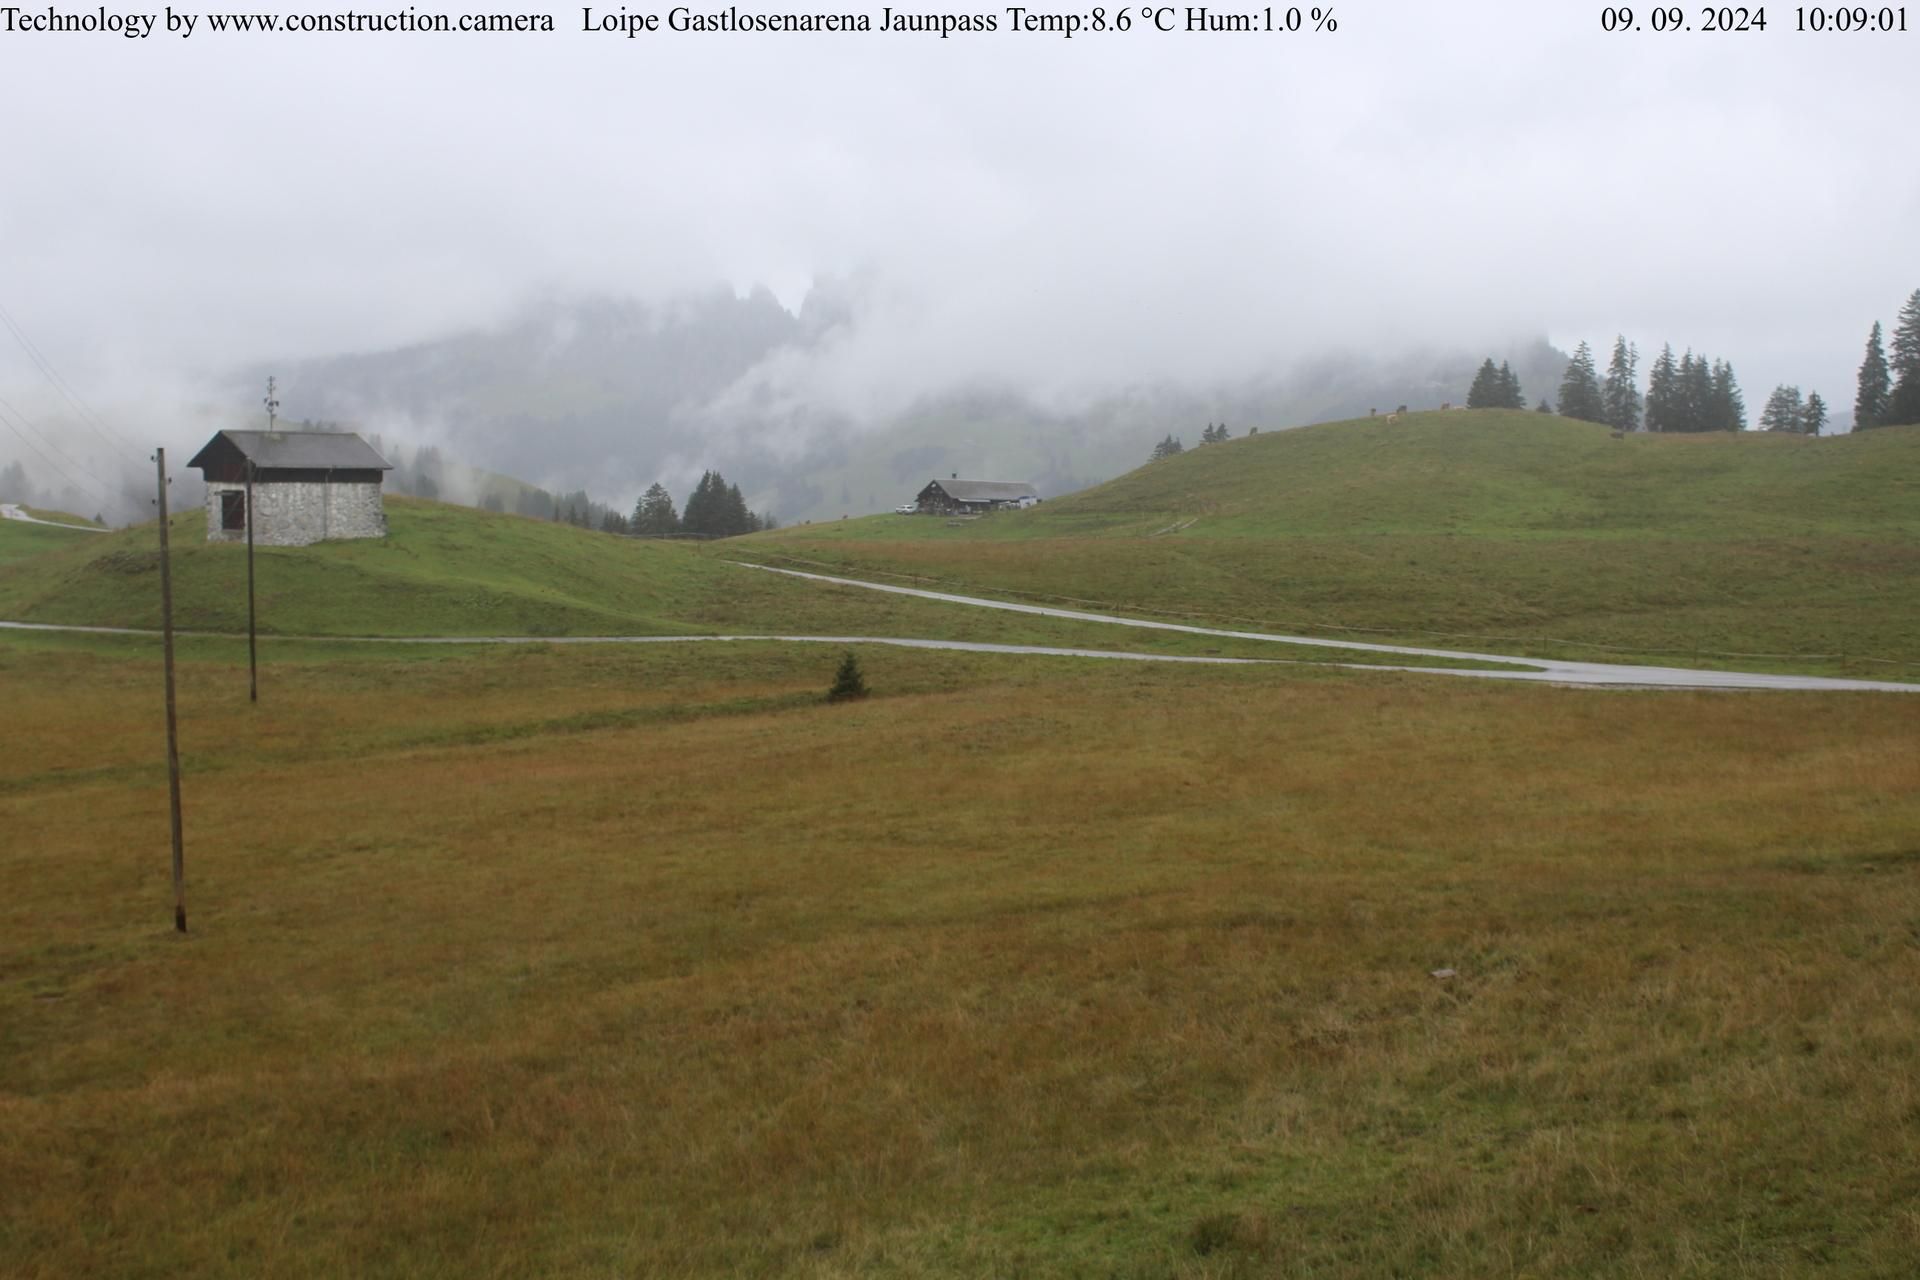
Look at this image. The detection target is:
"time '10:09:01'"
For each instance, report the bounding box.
[1600,7,1907,29]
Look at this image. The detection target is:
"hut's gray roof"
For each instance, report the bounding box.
[928,479,1038,502]
[188,430,392,471]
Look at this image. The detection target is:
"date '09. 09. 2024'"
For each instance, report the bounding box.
[1599,6,1907,30]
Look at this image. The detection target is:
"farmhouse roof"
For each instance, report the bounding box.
[188,430,392,472]
[933,479,1038,502]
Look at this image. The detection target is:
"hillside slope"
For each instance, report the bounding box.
[267,290,1572,524]
[0,498,734,636]
[738,414,1920,671]
[0,516,103,568]
[1044,410,1918,537]
[0,495,1370,661]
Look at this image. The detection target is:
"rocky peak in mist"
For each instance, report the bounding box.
[270,286,798,430]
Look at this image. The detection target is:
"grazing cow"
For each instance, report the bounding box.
[1386,413,1400,424]
[1396,404,1409,414]
[1440,402,1451,411]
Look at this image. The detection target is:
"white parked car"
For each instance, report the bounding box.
[895,504,916,514]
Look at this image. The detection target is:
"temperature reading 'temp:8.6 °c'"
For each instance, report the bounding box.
[1600,6,1907,28]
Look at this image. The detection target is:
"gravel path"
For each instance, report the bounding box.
[0,502,109,531]
[4,562,1912,693]
[727,562,1920,693]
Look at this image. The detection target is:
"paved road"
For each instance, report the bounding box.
[0,502,109,531]
[5,564,1913,693]
[0,620,1284,666]
[6,609,1914,692]
[728,562,1920,694]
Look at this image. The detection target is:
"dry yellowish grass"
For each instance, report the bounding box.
[3,637,1919,1277]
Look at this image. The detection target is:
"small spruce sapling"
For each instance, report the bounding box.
[827,652,869,702]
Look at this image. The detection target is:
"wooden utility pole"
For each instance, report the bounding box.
[249,377,277,703]
[155,449,186,933]
[246,457,256,703]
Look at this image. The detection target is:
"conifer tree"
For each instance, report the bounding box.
[1710,359,1746,432]
[1802,391,1828,436]
[1676,352,1706,432]
[1466,359,1501,409]
[1536,398,1553,413]
[1759,385,1805,433]
[1887,289,1920,426]
[681,471,719,535]
[1680,351,1699,429]
[1496,361,1524,408]
[826,651,869,702]
[1602,336,1641,432]
[1151,434,1184,461]
[723,481,754,535]
[632,482,679,535]
[1674,351,1718,432]
[1557,342,1606,424]
[681,471,758,537]
[1855,321,1891,430]
[1645,344,1679,432]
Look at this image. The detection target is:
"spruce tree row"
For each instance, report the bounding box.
[1551,338,1745,432]
[1150,422,1240,463]
[1472,337,1747,432]
[1466,359,1526,409]
[627,470,774,538]
[1758,386,1828,435]
[1643,346,1747,433]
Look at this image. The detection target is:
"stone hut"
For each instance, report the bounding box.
[188,430,393,546]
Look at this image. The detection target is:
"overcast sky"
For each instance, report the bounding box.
[2,0,1916,454]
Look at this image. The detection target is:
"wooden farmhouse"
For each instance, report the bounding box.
[914,478,1040,515]
[188,430,393,547]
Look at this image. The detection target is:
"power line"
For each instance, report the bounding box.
[0,394,91,474]
[0,396,120,506]
[0,294,140,453]
[0,415,113,504]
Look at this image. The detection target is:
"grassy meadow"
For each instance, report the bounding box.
[737,415,1920,677]
[20,506,104,528]
[4,631,1920,1277]
[0,515,102,567]
[4,419,1918,1276]
[0,499,1516,671]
